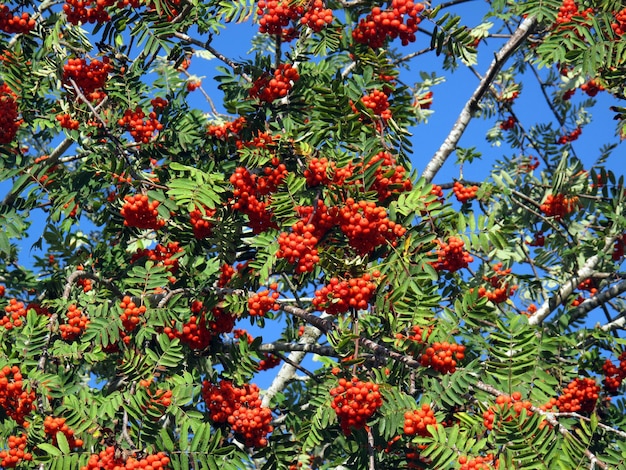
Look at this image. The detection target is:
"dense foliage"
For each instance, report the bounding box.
[1,0,626,468]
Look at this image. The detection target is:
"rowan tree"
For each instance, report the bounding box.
[0,0,626,469]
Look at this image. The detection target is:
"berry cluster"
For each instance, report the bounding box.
[337,198,406,255]
[477,263,518,304]
[430,236,473,272]
[453,181,479,203]
[555,377,600,413]
[63,0,113,24]
[56,113,80,130]
[82,446,170,470]
[499,115,516,131]
[248,283,280,317]
[44,416,83,449]
[138,379,172,417]
[249,64,300,103]
[301,0,332,32]
[1,298,27,330]
[612,8,626,35]
[483,392,532,431]
[256,0,303,38]
[62,57,111,100]
[0,434,32,468]
[352,0,425,48]
[120,194,166,230]
[0,6,35,33]
[276,201,335,273]
[539,193,579,219]
[312,274,377,315]
[414,90,433,109]
[132,242,182,283]
[190,205,216,239]
[555,0,593,27]
[202,380,273,447]
[419,341,465,374]
[230,158,287,233]
[330,378,383,435]
[60,304,89,341]
[0,285,4,297]
[557,127,581,144]
[367,151,412,201]
[0,365,35,424]
[361,89,392,120]
[603,351,626,394]
[581,79,604,97]
[0,83,20,144]
[403,403,438,437]
[613,234,626,261]
[207,116,246,141]
[458,454,498,470]
[118,107,163,144]
[119,296,146,332]
[257,353,281,371]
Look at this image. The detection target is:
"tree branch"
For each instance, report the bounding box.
[422,15,537,182]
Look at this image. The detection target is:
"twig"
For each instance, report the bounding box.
[422,16,537,182]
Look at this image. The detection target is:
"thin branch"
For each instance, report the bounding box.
[173,32,252,83]
[528,237,616,326]
[422,15,537,182]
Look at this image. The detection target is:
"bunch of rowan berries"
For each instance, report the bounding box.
[207,304,236,334]
[312,273,377,315]
[602,351,626,394]
[63,0,113,24]
[458,454,498,470]
[555,0,593,27]
[612,234,626,261]
[119,296,146,332]
[62,57,111,98]
[330,377,383,435]
[499,115,516,130]
[207,116,246,141]
[337,198,406,255]
[0,6,35,33]
[612,8,626,35]
[581,79,604,97]
[0,365,35,424]
[352,0,425,48]
[555,377,600,413]
[304,157,332,187]
[164,309,212,350]
[60,304,90,341]
[132,242,182,282]
[118,107,163,143]
[361,89,392,120]
[483,392,532,431]
[1,298,27,330]
[189,205,216,239]
[366,151,412,200]
[56,113,80,130]
[539,193,579,219]
[248,283,280,317]
[557,127,582,144]
[453,181,479,203]
[257,353,281,371]
[256,0,303,37]
[202,379,273,447]
[138,379,173,418]
[44,416,84,449]
[0,83,21,144]
[414,90,433,109]
[120,194,166,230]
[403,403,438,437]
[430,236,473,272]
[249,63,300,102]
[277,222,320,273]
[477,263,518,304]
[0,434,32,467]
[419,341,466,374]
[301,0,332,32]
[82,446,170,469]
